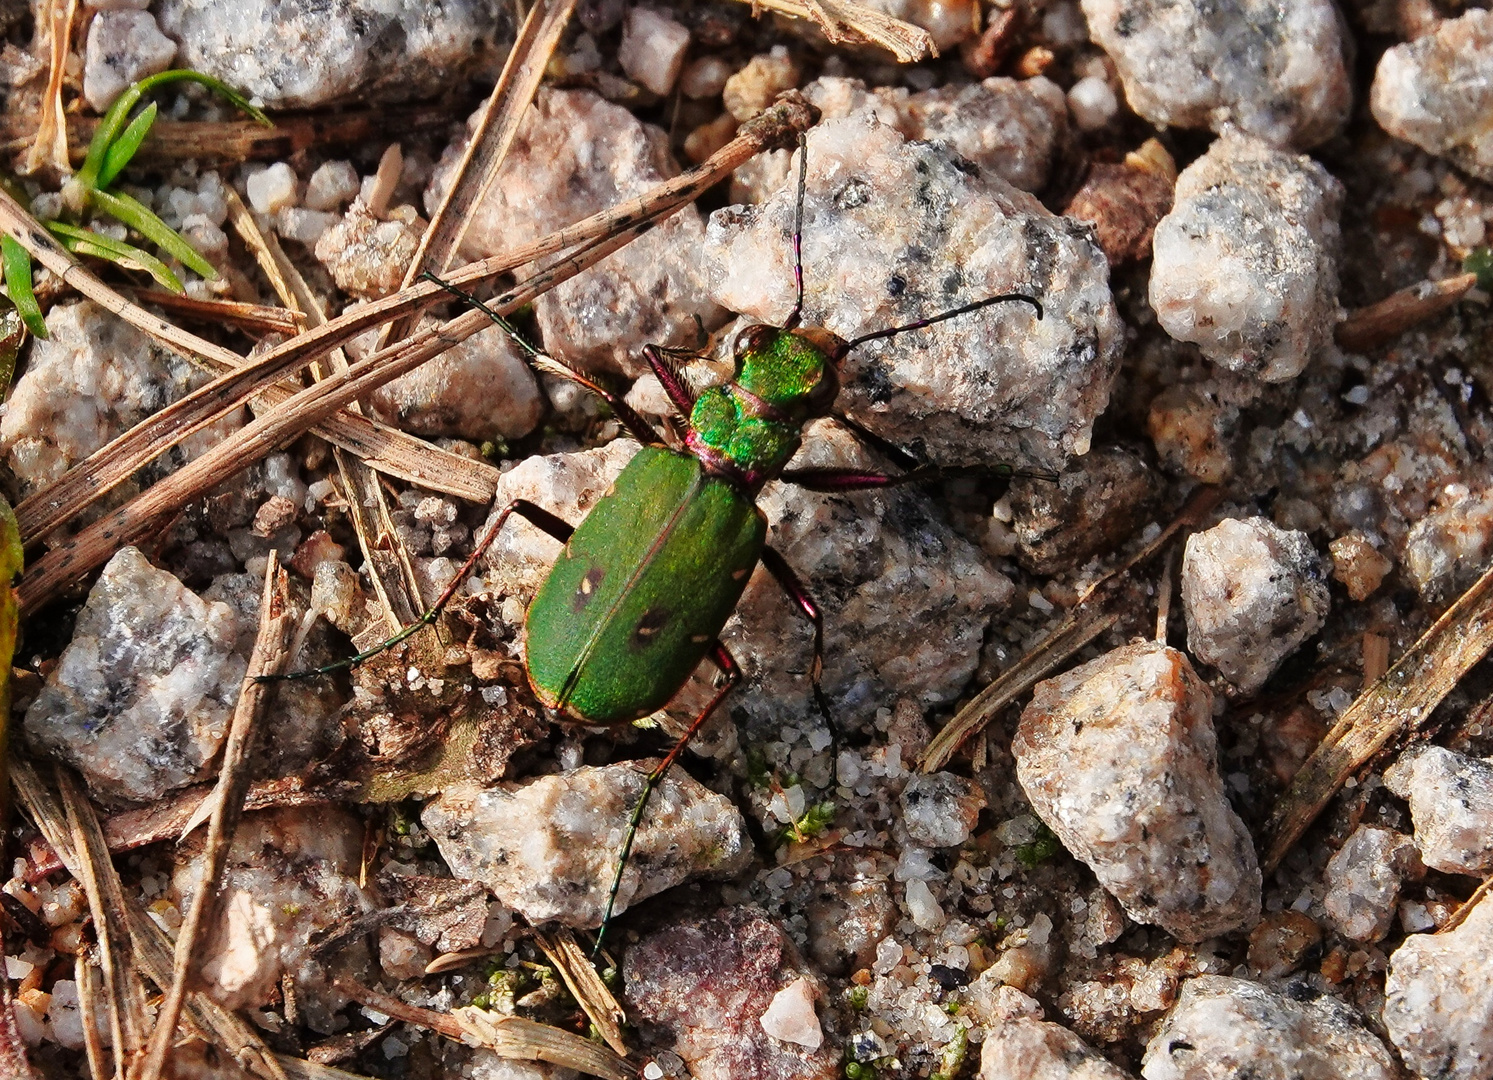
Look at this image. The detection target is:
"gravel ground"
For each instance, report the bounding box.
[3,0,1493,1078]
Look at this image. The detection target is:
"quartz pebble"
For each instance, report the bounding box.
[313,201,426,300]
[981,1017,1136,1080]
[1246,911,1323,978]
[900,772,986,848]
[1371,10,1493,183]
[1182,517,1330,695]
[624,907,840,1080]
[1007,445,1161,575]
[155,0,505,109]
[1150,132,1343,383]
[83,9,176,111]
[1383,891,1493,1080]
[1014,642,1262,942]
[1141,976,1396,1080]
[1402,491,1493,603]
[1081,0,1351,149]
[421,763,751,928]
[275,206,338,245]
[1068,76,1119,132]
[426,88,724,377]
[805,75,1069,194]
[1383,745,1493,876]
[617,6,690,96]
[805,879,896,974]
[680,55,732,100]
[1329,532,1394,601]
[174,807,373,1031]
[759,977,824,1050]
[1323,826,1423,943]
[304,161,361,212]
[723,48,801,122]
[1147,385,1235,484]
[705,110,1122,472]
[24,547,244,804]
[367,317,544,442]
[0,300,233,494]
[245,162,298,216]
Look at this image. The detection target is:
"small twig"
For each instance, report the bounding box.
[1439,875,1493,935]
[735,0,936,61]
[59,769,149,1078]
[1363,632,1390,686]
[1335,272,1478,352]
[533,929,628,1056]
[1263,560,1493,872]
[1155,546,1174,644]
[75,953,110,1080]
[123,289,306,336]
[334,978,632,1080]
[918,486,1222,772]
[139,557,295,1080]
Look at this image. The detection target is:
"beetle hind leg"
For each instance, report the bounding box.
[263,498,575,683]
[593,641,741,958]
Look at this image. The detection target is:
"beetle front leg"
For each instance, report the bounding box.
[594,641,741,957]
[265,498,575,682]
[762,545,838,753]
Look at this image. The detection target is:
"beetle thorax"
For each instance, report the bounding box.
[685,325,844,491]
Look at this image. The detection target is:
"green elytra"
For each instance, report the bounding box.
[281,136,1044,951]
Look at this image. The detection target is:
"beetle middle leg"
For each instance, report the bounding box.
[761,545,838,751]
[594,640,741,957]
[265,498,575,681]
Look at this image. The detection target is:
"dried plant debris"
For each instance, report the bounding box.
[7,0,1493,1077]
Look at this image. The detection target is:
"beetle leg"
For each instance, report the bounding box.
[421,271,666,445]
[264,499,574,682]
[762,545,838,757]
[594,642,741,958]
[640,342,699,419]
[781,463,1059,491]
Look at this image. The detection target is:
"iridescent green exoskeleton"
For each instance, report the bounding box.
[292,139,1044,951]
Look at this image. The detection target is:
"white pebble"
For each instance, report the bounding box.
[759,977,823,1049]
[906,877,946,930]
[276,206,339,245]
[304,160,361,211]
[246,163,299,216]
[617,6,691,96]
[1068,76,1119,131]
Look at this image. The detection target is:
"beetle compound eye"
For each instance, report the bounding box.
[734,324,775,366]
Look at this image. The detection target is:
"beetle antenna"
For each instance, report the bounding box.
[845,291,1043,352]
[782,132,809,332]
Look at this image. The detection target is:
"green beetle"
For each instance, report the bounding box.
[321,145,1042,945]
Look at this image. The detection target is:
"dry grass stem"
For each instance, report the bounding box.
[1,103,465,168]
[122,290,307,335]
[139,558,296,1080]
[334,977,632,1080]
[1263,560,1493,872]
[1440,874,1493,934]
[58,768,148,1077]
[388,0,579,344]
[1336,272,1478,352]
[22,0,77,176]
[533,929,628,1056]
[226,184,418,634]
[75,952,110,1080]
[918,485,1223,773]
[737,0,936,61]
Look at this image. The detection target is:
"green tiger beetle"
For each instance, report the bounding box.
[289,138,1043,953]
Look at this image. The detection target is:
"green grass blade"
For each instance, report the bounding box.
[88,188,217,280]
[96,102,158,190]
[46,221,185,293]
[1,236,47,339]
[79,69,272,190]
